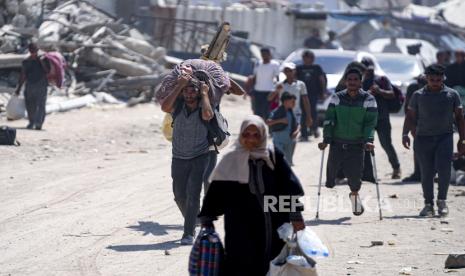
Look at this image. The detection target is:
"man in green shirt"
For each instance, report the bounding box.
[318,68,378,216]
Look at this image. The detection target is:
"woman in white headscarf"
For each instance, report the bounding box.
[198,115,305,276]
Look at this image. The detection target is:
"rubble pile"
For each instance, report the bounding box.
[0,0,168,115]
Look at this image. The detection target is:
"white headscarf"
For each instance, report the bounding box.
[210,115,275,184]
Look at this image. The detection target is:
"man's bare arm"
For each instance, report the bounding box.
[200,83,214,121]
[228,79,245,96]
[402,108,416,149]
[403,108,417,136]
[302,96,313,127]
[161,75,190,113]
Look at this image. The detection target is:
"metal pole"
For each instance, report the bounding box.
[371,151,383,220]
[316,148,325,220]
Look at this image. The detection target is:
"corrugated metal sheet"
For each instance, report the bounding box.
[174,5,312,57]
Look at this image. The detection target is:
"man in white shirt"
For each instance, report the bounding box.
[250,48,281,120]
[268,62,313,128]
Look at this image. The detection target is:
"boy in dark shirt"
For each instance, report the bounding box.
[267,92,299,165]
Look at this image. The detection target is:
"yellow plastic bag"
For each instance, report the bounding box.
[162,113,173,142]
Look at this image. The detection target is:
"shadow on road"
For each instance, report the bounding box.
[383,215,426,220]
[383,181,420,185]
[127,221,183,236]
[306,216,352,226]
[107,240,183,252]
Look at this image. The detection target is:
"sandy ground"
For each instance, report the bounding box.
[1,96,465,276]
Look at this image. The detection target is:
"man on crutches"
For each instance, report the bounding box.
[317,68,378,216]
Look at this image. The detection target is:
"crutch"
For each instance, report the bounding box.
[371,151,383,220]
[315,148,326,220]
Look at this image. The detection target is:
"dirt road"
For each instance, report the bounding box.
[1,97,464,275]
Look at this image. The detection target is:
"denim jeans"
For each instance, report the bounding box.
[273,136,295,165]
[414,133,453,204]
[171,153,211,236]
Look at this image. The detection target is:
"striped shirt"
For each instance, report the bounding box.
[172,105,210,159]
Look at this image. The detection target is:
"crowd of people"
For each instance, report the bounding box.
[17,39,465,275]
[160,42,465,274]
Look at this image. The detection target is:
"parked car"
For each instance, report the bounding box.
[282,49,385,124]
[373,52,424,92]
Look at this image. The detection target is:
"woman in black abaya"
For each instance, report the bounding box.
[198,115,306,276]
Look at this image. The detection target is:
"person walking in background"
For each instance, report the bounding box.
[403,64,465,217]
[161,74,214,245]
[361,58,402,179]
[296,50,326,140]
[15,43,50,130]
[249,48,280,120]
[267,92,299,165]
[445,50,465,104]
[445,50,465,88]
[319,68,378,216]
[268,62,313,132]
[304,29,324,49]
[436,50,451,67]
[323,30,342,50]
[335,61,367,92]
[199,115,305,276]
[403,75,427,183]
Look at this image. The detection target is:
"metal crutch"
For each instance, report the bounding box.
[315,148,326,220]
[371,151,383,220]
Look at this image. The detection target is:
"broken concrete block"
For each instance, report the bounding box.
[445,254,465,269]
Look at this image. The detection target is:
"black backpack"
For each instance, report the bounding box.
[387,85,405,113]
[0,126,20,146]
[376,77,405,113]
[205,108,230,152]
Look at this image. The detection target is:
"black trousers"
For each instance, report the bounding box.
[252,91,271,121]
[414,134,453,204]
[171,153,211,236]
[25,81,48,128]
[376,119,400,170]
[327,142,365,192]
[411,150,421,178]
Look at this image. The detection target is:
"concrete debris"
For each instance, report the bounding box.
[399,267,413,275]
[445,254,465,269]
[0,0,169,118]
[347,260,364,264]
[371,241,384,246]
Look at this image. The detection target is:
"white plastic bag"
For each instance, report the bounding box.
[268,239,318,276]
[297,227,329,258]
[6,95,26,120]
[277,223,294,243]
